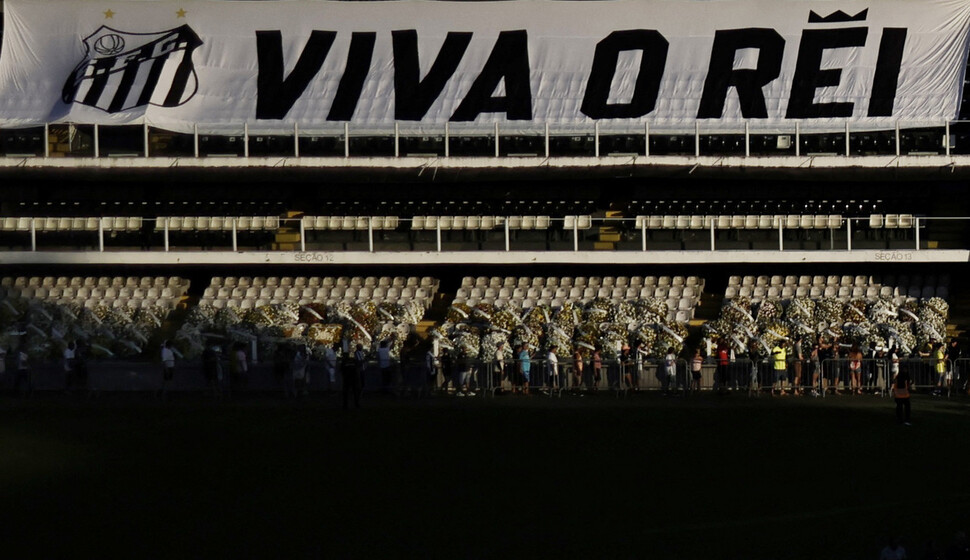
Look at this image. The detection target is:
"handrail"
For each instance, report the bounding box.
[7,120,970,160]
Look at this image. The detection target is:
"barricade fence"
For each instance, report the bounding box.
[0,356,957,397]
[3,214,939,254]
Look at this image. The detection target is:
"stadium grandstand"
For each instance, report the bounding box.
[0,0,968,398]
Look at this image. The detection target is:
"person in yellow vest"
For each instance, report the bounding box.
[932,342,948,396]
[771,342,788,396]
[892,367,912,425]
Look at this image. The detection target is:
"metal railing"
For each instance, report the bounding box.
[4,356,961,397]
[0,214,948,253]
[4,121,970,160]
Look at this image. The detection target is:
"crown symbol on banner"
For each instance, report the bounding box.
[808,8,869,23]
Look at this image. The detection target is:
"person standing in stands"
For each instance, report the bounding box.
[342,345,362,409]
[377,339,393,393]
[635,341,648,393]
[63,341,76,393]
[932,341,948,396]
[662,346,676,395]
[620,345,634,392]
[948,339,965,395]
[354,343,368,392]
[494,341,508,393]
[572,349,584,394]
[546,345,560,393]
[323,343,338,394]
[771,342,788,396]
[892,362,912,425]
[230,343,248,393]
[292,345,308,397]
[518,343,532,395]
[202,343,223,398]
[690,347,704,393]
[590,346,603,391]
[160,340,176,402]
[423,343,438,396]
[716,341,730,394]
[809,341,822,396]
[456,352,474,397]
[792,336,804,395]
[848,343,864,395]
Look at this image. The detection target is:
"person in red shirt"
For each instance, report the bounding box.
[716,341,730,393]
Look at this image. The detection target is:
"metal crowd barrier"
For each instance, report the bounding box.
[2,355,954,399]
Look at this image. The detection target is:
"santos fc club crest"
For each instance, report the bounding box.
[62,25,202,113]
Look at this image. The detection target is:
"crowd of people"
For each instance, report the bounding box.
[2,335,966,415]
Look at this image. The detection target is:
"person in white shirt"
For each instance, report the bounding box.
[377,339,394,393]
[63,341,76,393]
[546,345,560,391]
[160,340,176,401]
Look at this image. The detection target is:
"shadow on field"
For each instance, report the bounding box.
[0,393,968,559]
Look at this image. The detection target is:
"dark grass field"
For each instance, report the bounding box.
[1,392,968,559]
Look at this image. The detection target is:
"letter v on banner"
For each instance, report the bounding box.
[255,30,336,120]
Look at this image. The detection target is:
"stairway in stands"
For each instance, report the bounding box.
[595,209,622,250]
[273,211,302,251]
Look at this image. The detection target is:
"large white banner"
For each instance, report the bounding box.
[0,0,968,133]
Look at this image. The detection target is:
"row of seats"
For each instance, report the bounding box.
[208,275,438,294]
[154,216,280,231]
[1,216,141,232]
[203,285,432,301]
[2,276,189,291]
[869,214,917,228]
[198,276,440,310]
[457,285,700,301]
[461,275,704,290]
[724,284,947,302]
[728,274,949,288]
[302,216,400,230]
[634,215,847,230]
[0,275,187,311]
[4,285,185,301]
[451,296,696,324]
[412,215,555,230]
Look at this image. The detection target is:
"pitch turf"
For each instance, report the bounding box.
[1,392,968,559]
